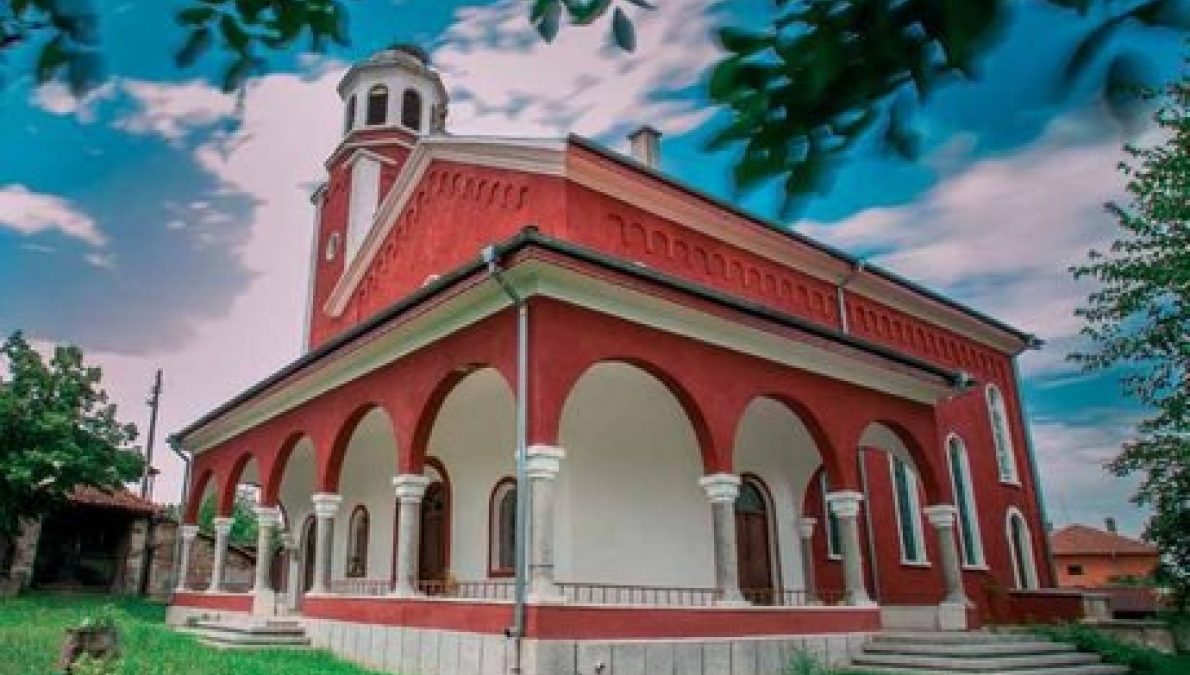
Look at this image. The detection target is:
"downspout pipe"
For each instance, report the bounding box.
[482,244,530,675]
[835,260,866,334]
[167,437,192,597]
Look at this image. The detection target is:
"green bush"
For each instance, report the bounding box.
[1031,623,1181,675]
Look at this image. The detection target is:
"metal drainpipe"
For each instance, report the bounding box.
[835,261,866,334]
[482,245,530,675]
[167,437,192,596]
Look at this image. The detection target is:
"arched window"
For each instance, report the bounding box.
[346,505,369,578]
[344,94,356,133]
[736,476,776,604]
[365,85,388,126]
[401,89,422,131]
[947,434,985,567]
[986,385,1019,483]
[890,456,927,565]
[489,478,516,576]
[1007,507,1039,589]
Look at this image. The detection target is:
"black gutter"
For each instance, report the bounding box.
[567,134,1040,349]
[173,227,963,446]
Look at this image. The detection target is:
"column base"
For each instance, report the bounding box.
[937,601,969,631]
[845,595,877,608]
[713,598,752,608]
[252,589,276,616]
[528,592,567,605]
[387,585,422,599]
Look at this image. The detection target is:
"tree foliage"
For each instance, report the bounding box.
[0,332,143,540]
[196,492,260,546]
[1071,59,1190,610]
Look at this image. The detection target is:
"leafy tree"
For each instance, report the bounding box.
[196,490,260,546]
[2,0,1184,207]
[1071,59,1189,611]
[0,332,144,540]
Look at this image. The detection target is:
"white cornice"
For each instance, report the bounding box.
[185,260,950,455]
[323,136,566,317]
[324,135,415,170]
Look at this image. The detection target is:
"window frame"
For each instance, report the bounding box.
[344,94,356,133]
[488,477,517,578]
[946,433,987,569]
[889,455,929,566]
[1006,506,1039,589]
[345,504,369,578]
[365,85,389,126]
[986,384,1021,485]
[820,471,842,560]
[401,88,423,131]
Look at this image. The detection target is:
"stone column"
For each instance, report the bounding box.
[310,493,342,595]
[282,532,299,612]
[699,473,746,606]
[391,475,430,598]
[175,524,199,592]
[252,506,281,614]
[797,517,819,605]
[826,491,873,606]
[208,516,234,593]
[924,504,966,605]
[527,445,565,603]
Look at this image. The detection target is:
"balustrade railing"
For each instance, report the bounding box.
[328,578,393,596]
[416,579,515,600]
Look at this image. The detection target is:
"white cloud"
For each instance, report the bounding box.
[1030,414,1148,537]
[799,113,1129,377]
[31,82,117,123]
[114,80,237,142]
[85,252,116,270]
[434,0,721,142]
[0,185,106,247]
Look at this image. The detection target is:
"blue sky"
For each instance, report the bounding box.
[1,0,1183,535]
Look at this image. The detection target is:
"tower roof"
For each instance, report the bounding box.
[336,44,447,100]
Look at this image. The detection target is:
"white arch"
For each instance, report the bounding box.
[335,407,399,581]
[1006,506,1039,589]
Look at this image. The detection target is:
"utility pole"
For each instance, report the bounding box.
[140,369,163,500]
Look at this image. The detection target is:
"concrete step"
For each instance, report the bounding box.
[863,641,1078,657]
[853,651,1102,671]
[846,665,1129,675]
[180,620,312,650]
[871,631,1053,645]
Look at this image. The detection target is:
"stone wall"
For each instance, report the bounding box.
[150,520,256,594]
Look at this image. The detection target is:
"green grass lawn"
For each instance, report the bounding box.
[0,594,386,675]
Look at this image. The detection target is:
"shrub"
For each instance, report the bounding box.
[1031,623,1174,675]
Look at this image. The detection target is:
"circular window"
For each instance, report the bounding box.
[325,232,341,261]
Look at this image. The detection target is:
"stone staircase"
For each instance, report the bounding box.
[182,618,311,650]
[850,631,1129,675]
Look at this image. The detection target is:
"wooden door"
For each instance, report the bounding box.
[735,480,775,604]
[419,482,449,584]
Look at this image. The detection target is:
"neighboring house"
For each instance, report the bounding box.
[167,45,1082,675]
[1,487,157,596]
[1051,521,1162,618]
[1052,522,1159,588]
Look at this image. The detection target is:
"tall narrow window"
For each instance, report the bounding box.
[1007,508,1039,589]
[986,385,1019,483]
[821,472,841,559]
[401,89,422,131]
[890,456,927,564]
[366,85,388,126]
[489,479,516,576]
[947,435,985,567]
[346,505,369,578]
[344,94,356,133]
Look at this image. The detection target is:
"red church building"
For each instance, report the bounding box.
[168,46,1096,674]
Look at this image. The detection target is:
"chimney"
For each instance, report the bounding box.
[1105,517,1117,534]
[628,126,662,168]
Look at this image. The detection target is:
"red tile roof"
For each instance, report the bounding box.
[68,486,160,515]
[1050,524,1158,556]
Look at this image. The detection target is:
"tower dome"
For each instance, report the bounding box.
[337,43,448,136]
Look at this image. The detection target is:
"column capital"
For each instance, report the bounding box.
[699,473,741,503]
[212,517,234,535]
[254,506,282,526]
[180,524,200,540]
[797,517,817,539]
[526,445,565,480]
[393,473,431,502]
[826,490,864,518]
[924,504,959,528]
[280,532,297,550]
[312,492,342,518]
